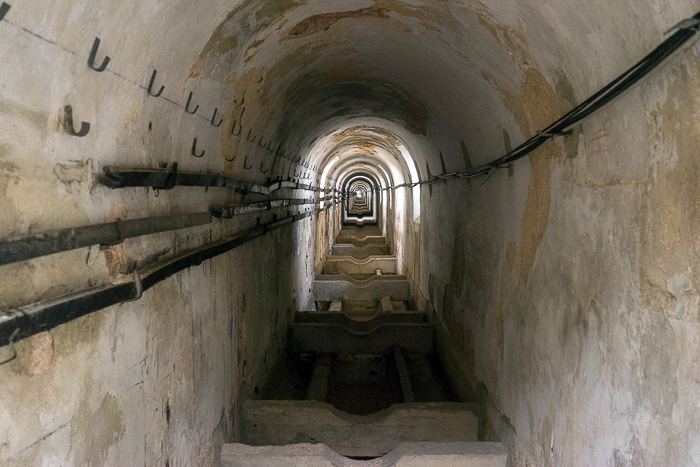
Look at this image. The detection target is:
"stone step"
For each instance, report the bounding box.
[291,321,433,355]
[323,255,397,275]
[332,243,390,259]
[239,400,482,458]
[314,275,409,301]
[222,442,508,467]
[335,235,388,247]
[295,311,428,332]
[315,299,409,317]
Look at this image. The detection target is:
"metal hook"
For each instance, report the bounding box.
[230,107,245,136]
[243,156,252,170]
[0,328,19,366]
[246,128,256,143]
[101,218,127,248]
[87,37,110,72]
[147,69,164,97]
[157,162,178,190]
[224,151,236,162]
[260,161,269,174]
[210,108,223,127]
[0,3,11,22]
[274,144,286,159]
[192,137,205,158]
[185,92,199,115]
[63,105,90,137]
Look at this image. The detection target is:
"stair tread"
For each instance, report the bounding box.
[222,442,508,467]
[241,401,482,458]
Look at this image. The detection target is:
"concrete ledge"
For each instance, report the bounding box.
[291,322,433,354]
[335,235,388,247]
[314,275,409,301]
[240,401,481,458]
[324,255,397,275]
[332,244,390,259]
[294,311,428,332]
[222,442,508,466]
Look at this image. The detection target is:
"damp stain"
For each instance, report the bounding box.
[287,6,391,38]
[70,393,125,467]
[476,16,563,279]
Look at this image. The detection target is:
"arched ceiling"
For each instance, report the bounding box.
[166,0,696,184]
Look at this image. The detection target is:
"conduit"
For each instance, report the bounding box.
[0,203,333,349]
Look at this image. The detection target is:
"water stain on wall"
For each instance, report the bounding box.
[287,6,390,38]
[640,49,700,323]
[70,393,125,466]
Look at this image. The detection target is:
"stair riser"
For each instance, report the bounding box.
[291,323,433,354]
[313,280,409,301]
[332,244,390,258]
[324,256,397,275]
[241,401,480,458]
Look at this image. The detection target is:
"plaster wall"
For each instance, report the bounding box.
[415,4,700,466]
[0,0,317,464]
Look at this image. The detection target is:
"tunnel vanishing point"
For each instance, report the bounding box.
[1,1,700,466]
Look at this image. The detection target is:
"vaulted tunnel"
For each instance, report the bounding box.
[1,1,700,465]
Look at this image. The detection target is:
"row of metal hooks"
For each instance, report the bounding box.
[87,34,319,171]
[90,33,320,177]
[1,3,322,179]
[238,154,312,179]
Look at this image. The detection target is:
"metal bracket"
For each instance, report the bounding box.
[156,162,178,190]
[147,69,165,97]
[211,108,223,127]
[123,270,143,303]
[87,36,110,72]
[191,137,205,158]
[100,218,127,248]
[184,92,199,115]
[665,17,700,35]
[63,105,90,137]
[536,129,572,139]
[0,328,19,366]
[0,3,11,23]
[230,107,245,136]
[246,128,256,143]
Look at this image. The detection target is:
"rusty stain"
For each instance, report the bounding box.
[188,60,203,79]
[640,49,700,322]
[256,0,298,22]
[287,6,391,38]
[474,11,564,280]
[27,331,53,375]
